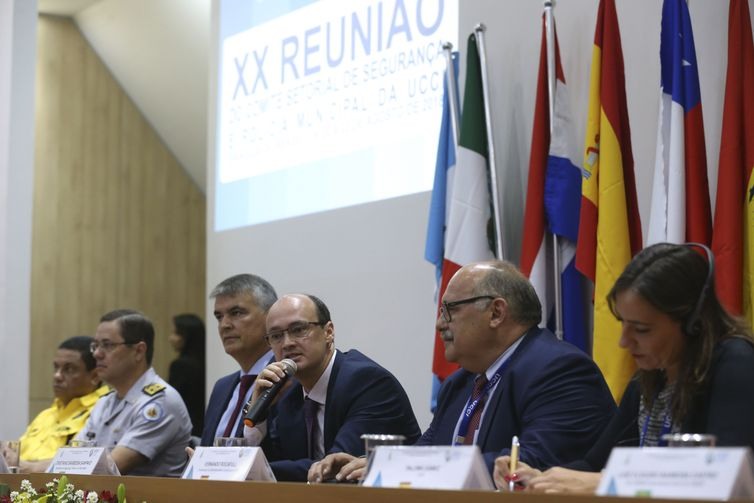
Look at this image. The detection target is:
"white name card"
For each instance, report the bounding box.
[47,447,120,475]
[598,447,754,500]
[362,445,494,490]
[182,446,275,482]
[0,452,9,473]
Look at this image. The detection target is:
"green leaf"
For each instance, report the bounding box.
[57,476,69,498]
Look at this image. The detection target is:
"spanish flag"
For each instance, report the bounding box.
[712,0,754,325]
[576,0,642,400]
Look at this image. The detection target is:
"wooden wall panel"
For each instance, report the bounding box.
[30,16,206,416]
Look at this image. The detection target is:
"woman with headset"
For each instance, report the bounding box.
[493,242,754,494]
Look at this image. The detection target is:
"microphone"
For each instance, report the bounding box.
[243,358,297,427]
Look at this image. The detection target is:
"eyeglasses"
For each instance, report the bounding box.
[90,340,134,353]
[440,296,496,323]
[265,321,324,346]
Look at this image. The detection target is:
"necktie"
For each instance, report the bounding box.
[223,374,256,437]
[463,374,489,445]
[304,397,324,460]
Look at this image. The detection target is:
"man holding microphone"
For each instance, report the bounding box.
[243,293,421,482]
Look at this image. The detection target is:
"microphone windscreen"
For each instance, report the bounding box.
[280,358,297,375]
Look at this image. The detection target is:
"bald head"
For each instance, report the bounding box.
[454,261,542,327]
[265,294,335,390]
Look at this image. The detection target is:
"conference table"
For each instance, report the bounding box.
[0,473,713,503]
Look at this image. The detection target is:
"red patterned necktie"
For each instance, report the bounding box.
[223,374,255,437]
[463,374,489,445]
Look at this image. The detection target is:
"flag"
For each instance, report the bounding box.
[425,52,459,407]
[520,14,588,352]
[576,0,642,400]
[425,54,459,286]
[712,0,754,323]
[647,0,711,246]
[432,34,495,381]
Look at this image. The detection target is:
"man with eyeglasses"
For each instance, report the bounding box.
[18,336,109,473]
[309,261,616,483]
[75,310,191,477]
[244,293,421,482]
[200,273,278,447]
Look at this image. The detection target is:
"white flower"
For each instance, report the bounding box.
[86,491,100,503]
[19,480,37,495]
[9,491,18,500]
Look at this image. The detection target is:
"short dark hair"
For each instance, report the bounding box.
[173,313,205,361]
[100,309,155,365]
[210,274,278,312]
[303,294,332,324]
[59,335,96,371]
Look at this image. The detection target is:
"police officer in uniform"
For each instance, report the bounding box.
[19,336,109,473]
[75,310,191,477]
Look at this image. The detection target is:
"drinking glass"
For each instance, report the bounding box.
[662,433,716,447]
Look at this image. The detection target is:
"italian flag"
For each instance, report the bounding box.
[432,33,495,380]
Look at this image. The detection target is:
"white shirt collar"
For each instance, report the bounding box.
[484,335,524,381]
[304,349,338,405]
[241,350,274,377]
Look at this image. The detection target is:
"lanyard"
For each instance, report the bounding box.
[640,402,673,447]
[454,359,510,445]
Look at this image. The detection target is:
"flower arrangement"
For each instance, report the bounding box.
[0,476,128,503]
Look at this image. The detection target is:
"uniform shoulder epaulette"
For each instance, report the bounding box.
[142,383,166,396]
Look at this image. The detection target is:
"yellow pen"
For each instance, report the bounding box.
[509,435,519,492]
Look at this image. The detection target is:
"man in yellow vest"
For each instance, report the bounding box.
[19,336,108,472]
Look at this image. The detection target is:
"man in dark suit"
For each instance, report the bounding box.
[200,274,278,446]
[309,260,616,482]
[245,293,421,482]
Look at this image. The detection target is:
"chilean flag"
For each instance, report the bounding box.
[647,0,711,246]
[520,15,589,352]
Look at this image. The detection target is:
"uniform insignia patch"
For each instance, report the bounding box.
[141,403,163,422]
[142,383,166,396]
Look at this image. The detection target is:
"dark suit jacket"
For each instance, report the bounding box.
[567,337,754,472]
[417,327,616,471]
[263,349,421,482]
[201,371,242,446]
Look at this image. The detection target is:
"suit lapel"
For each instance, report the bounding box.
[438,373,475,444]
[209,374,240,436]
[476,330,534,445]
[322,351,344,451]
[275,385,309,459]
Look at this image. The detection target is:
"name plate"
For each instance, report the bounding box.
[362,445,494,490]
[47,447,120,475]
[598,447,754,500]
[182,447,275,481]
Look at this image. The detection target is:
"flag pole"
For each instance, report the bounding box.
[544,0,564,340]
[474,24,506,260]
[442,43,461,149]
